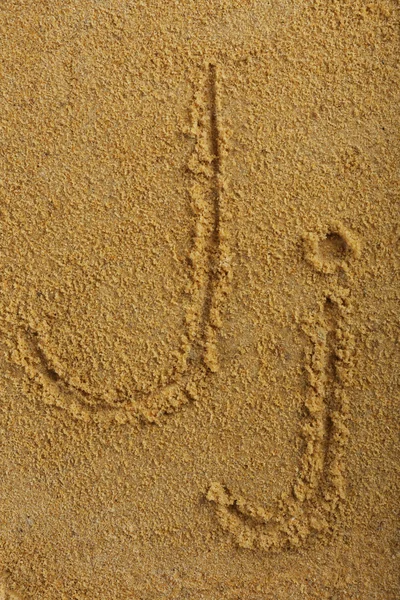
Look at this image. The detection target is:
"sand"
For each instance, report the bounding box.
[0,1,399,598]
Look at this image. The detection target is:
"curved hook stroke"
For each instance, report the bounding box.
[207,228,358,551]
[13,63,232,423]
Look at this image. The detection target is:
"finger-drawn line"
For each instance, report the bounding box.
[201,63,232,373]
[12,63,232,423]
[207,226,359,551]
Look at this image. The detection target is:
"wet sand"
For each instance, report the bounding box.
[0,1,399,598]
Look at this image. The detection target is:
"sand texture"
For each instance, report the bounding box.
[0,1,399,598]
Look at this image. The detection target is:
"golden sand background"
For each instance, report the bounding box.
[0,1,399,598]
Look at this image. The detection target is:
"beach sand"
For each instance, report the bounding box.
[0,1,399,598]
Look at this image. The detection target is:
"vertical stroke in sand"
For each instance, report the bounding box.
[186,62,232,374]
[203,63,232,373]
